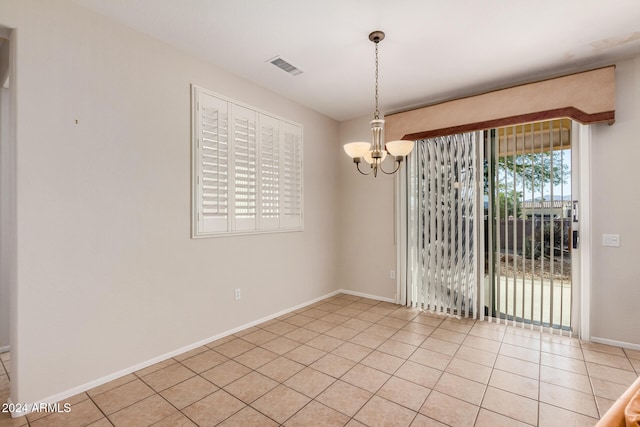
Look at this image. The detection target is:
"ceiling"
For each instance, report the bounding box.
[72,0,640,122]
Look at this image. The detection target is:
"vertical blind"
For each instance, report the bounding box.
[405,132,480,318]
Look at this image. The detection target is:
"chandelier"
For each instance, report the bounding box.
[343,31,415,177]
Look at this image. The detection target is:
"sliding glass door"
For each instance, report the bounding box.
[485,119,573,331]
[403,119,575,332]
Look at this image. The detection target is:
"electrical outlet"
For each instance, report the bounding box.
[234,288,241,300]
[389,270,396,279]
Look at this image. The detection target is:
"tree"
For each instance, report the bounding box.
[485,150,570,220]
[496,151,569,192]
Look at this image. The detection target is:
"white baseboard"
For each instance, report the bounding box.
[14,289,386,417]
[590,336,640,351]
[0,345,10,354]
[338,289,396,304]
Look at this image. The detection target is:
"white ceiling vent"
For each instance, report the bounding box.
[268,56,303,76]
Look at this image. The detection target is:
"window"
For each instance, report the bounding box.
[192,85,303,237]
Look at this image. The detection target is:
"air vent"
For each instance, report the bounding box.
[268,56,303,76]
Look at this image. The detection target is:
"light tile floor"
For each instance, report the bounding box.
[1,293,639,426]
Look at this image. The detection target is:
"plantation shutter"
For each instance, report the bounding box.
[281,121,303,228]
[196,92,229,233]
[231,104,257,231]
[192,85,303,237]
[260,114,281,229]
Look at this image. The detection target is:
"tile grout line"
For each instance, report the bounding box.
[281,297,390,425]
[284,300,428,424]
[337,307,430,425]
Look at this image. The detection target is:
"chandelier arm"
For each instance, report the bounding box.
[355,162,373,176]
[379,158,403,175]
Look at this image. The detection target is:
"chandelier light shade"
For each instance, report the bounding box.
[343,142,371,158]
[386,140,415,157]
[344,31,415,177]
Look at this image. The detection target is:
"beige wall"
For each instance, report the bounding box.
[338,117,398,300]
[0,0,340,404]
[590,56,640,346]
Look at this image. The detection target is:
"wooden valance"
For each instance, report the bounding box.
[385,66,616,141]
